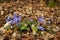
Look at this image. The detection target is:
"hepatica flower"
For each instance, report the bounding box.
[38,17,46,25]
[6,16,12,22]
[14,13,21,26]
[38,17,44,22]
[37,26,45,31]
[14,16,21,26]
[14,16,21,21]
[14,12,21,20]
[30,18,33,21]
[14,12,17,17]
[6,13,21,26]
[10,19,16,24]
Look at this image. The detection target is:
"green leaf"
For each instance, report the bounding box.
[23,19,30,24]
[29,20,38,26]
[32,26,38,32]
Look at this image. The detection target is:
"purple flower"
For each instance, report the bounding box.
[6,13,21,26]
[14,12,17,17]
[10,19,16,24]
[38,17,46,25]
[14,13,21,25]
[14,16,21,26]
[14,16,21,21]
[37,26,45,31]
[38,17,44,22]
[30,18,33,21]
[6,19,9,22]
[14,12,21,21]
[6,16,12,22]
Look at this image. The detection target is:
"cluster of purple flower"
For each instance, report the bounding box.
[6,13,21,26]
[38,17,45,30]
[6,14,45,30]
